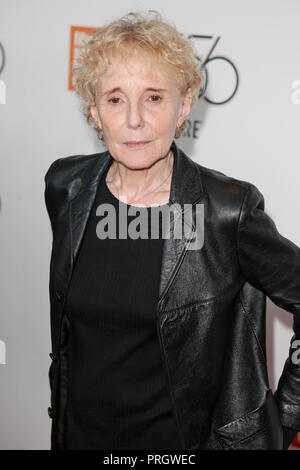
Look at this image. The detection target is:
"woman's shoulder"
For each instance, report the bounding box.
[195,160,260,202]
[190,159,264,216]
[179,146,257,205]
[44,151,107,187]
[197,161,252,191]
[44,151,110,218]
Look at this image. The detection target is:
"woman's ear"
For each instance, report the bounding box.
[90,104,101,129]
[177,87,192,127]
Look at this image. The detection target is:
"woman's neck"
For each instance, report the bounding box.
[106,149,174,207]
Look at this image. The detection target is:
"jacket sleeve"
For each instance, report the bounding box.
[237,183,300,430]
[44,158,63,229]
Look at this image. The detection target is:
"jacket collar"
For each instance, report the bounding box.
[68,140,204,308]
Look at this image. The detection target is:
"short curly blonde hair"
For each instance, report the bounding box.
[73,10,204,142]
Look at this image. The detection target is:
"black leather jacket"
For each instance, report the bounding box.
[44,140,300,450]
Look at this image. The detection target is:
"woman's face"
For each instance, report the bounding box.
[90,48,192,169]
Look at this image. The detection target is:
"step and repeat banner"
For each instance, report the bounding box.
[0,0,300,450]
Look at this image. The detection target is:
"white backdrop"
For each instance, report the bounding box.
[0,0,299,450]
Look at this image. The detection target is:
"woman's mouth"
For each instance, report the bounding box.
[124,141,151,149]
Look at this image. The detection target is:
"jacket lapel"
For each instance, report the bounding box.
[67,141,204,309]
[157,141,204,307]
[68,151,113,283]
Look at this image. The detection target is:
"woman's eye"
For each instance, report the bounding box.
[107,95,161,104]
[148,95,162,102]
[108,97,121,104]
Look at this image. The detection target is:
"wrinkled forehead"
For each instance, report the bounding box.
[96,45,177,92]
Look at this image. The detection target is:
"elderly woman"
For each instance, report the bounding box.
[44,11,300,450]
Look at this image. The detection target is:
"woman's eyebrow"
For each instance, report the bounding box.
[102,87,169,96]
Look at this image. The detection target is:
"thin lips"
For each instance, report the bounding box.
[125,140,151,144]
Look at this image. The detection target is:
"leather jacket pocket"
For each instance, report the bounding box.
[213,389,283,450]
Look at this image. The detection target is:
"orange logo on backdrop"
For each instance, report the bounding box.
[68,25,100,91]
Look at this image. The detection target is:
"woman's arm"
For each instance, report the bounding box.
[237,183,300,431]
[44,158,63,227]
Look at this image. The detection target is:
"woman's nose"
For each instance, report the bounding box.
[126,102,144,129]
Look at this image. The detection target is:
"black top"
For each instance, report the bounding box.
[62,161,182,450]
